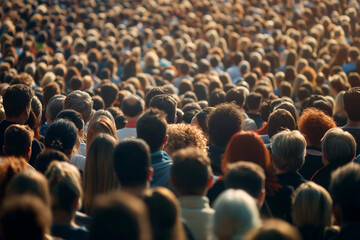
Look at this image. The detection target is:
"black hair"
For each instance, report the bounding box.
[149,94,177,124]
[56,109,84,131]
[44,119,77,154]
[34,149,69,174]
[3,84,33,118]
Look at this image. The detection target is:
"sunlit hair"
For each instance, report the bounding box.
[222,131,280,196]
[83,134,118,214]
[292,182,333,228]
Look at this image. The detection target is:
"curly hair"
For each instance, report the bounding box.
[165,123,208,156]
[298,108,336,146]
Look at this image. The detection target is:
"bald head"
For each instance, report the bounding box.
[122,95,145,118]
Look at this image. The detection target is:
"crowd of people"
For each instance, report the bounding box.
[1,0,360,239]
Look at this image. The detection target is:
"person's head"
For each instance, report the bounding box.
[34,149,69,174]
[271,130,306,173]
[247,219,302,240]
[64,90,93,123]
[6,170,51,207]
[46,95,65,123]
[246,92,263,111]
[3,84,33,123]
[330,163,360,223]
[90,191,152,240]
[56,109,85,140]
[292,182,333,228]
[224,162,265,206]
[137,108,167,153]
[321,128,356,167]
[343,87,360,122]
[170,147,213,196]
[86,115,118,152]
[143,187,186,240]
[165,123,208,156]
[298,108,337,146]
[46,161,82,214]
[213,189,261,240]
[208,103,243,148]
[145,87,166,108]
[267,109,297,139]
[4,124,33,161]
[122,94,145,119]
[84,134,118,214]
[0,195,52,240]
[225,87,247,108]
[113,138,151,190]
[44,119,78,159]
[149,94,177,124]
[100,82,118,107]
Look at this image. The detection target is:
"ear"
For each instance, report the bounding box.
[332,205,342,226]
[147,167,154,182]
[25,146,32,162]
[161,135,168,149]
[207,175,214,189]
[258,188,266,207]
[72,197,81,211]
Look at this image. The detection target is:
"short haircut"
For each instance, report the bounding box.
[4,124,34,158]
[321,128,356,167]
[225,87,246,107]
[34,149,69,174]
[42,82,60,107]
[330,163,360,222]
[100,82,118,107]
[224,162,265,199]
[271,130,306,172]
[267,109,296,139]
[56,109,84,131]
[46,95,65,123]
[64,90,93,123]
[343,87,360,121]
[122,95,144,117]
[113,138,151,187]
[137,109,167,153]
[280,81,293,98]
[208,89,226,107]
[44,119,78,154]
[145,87,165,108]
[92,95,105,110]
[292,182,332,228]
[149,94,177,124]
[208,103,243,148]
[3,84,33,118]
[171,147,213,195]
[248,219,302,240]
[246,92,263,110]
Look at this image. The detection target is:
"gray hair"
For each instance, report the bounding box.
[271,130,306,172]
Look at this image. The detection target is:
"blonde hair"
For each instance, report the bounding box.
[86,115,118,153]
[83,134,118,214]
[292,182,333,227]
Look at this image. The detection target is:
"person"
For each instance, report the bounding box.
[137,109,172,189]
[89,191,152,240]
[170,147,214,240]
[298,108,337,180]
[292,182,335,240]
[329,163,360,240]
[207,103,243,175]
[143,187,187,240]
[224,162,266,208]
[246,92,264,129]
[247,219,302,240]
[213,189,261,240]
[83,134,118,214]
[46,161,88,240]
[342,87,360,155]
[64,90,93,125]
[116,94,144,141]
[3,124,33,162]
[113,138,152,196]
[41,95,66,137]
[34,149,69,174]
[312,128,356,190]
[0,84,43,166]
[149,94,177,124]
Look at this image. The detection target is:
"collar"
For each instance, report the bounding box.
[125,121,137,128]
[179,196,211,209]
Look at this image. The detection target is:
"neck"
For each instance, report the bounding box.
[344,120,360,128]
[5,117,24,124]
[125,116,139,123]
[248,109,259,114]
[52,209,76,227]
[121,185,147,197]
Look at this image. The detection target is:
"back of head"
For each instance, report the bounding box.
[122,94,145,118]
[113,138,151,187]
[343,87,360,122]
[0,195,52,240]
[247,92,263,110]
[292,182,332,228]
[46,95,65,123]
[268,109,296,139]
[321,128,356,168]
[56,109,84,131]
[208,103,243,148]
[225,162,265,200]
[45,119,78,155]
[225,87,247,108]
[145,87,166,108]
[90,191,151,240]
[171,147,212,196]
[248,219,302,240]
[100,83,118,107]
[64,90,93,123]
[3,84,33,119]
[34,149,69,174]
[4,124,33,158]
[213,189,261,240]
[137,109,167,153]
[330,163,360,223]
[271,130,306,172]
[46,161,82,213]
[86,115,117,150]
[149,94,177,124]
